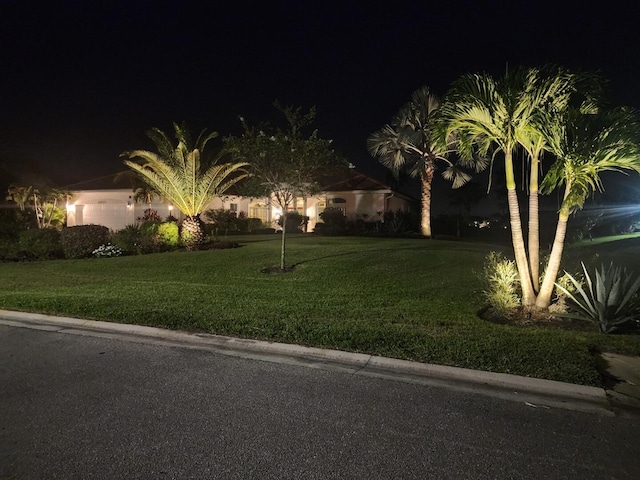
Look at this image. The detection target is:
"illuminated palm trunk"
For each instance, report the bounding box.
[420,167,434,238]
[505,150,536,307]
[181,215,205,248]
[536,187,571,309]
[528,155,540,292]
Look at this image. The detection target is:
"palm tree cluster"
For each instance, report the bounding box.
[370,67,640,311]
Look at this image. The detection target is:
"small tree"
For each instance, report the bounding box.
[224,103,345,270]
[7,184,68,229]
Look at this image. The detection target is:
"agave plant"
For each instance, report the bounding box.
[555,262,640,333]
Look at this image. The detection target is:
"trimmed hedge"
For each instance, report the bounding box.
[61,225,110,259]
[18,228,64,261]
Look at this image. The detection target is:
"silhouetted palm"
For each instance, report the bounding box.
[368,86,482,237]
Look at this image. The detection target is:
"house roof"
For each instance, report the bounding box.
[321,170,392,192]
[65,168,416,201]
[64,171,140,191]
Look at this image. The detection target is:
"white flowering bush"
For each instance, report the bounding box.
[92,243,123,258]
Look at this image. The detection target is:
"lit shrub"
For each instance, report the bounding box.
[139,221,180,253]
[61,225,110,259]
[157,222,179,248]
[482,251,520,316]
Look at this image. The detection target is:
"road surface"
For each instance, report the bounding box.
[1,325,638,479]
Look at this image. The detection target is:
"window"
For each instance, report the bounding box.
[249,203,270,224]
[229,203,238,212]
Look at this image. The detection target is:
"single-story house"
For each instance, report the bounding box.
[65,168,416,232]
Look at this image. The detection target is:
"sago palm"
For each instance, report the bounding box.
[122,122,248,246]
[368,86,482,238]
[536,106,640,308]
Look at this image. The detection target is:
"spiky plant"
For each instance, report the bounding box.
[555,262,640,333]
[483,251,520,317]
[122,122,248,248]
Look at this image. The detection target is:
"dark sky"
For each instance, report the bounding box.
[2,0,639,198]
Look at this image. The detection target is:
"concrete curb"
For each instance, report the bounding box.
[0,309,611,415]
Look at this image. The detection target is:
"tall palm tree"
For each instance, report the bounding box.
[440,68,576,306]
[368,86,481,238]
[535,106,640,308]
[122,122,248,246]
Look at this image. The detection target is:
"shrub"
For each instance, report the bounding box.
[482,251,520,316]
[18,228,64,261]
[555,262,640,334]
[235,217,264,233]
[204,208,237,232]
[157,222,179,247]
[137,208,162,222]
[0,210,22,261]
[317,208,347,235]
[278,212,306,233]
[61,225,110,259]
[382,210,420,235]
[111,224,141,255]
[138,221,179,253]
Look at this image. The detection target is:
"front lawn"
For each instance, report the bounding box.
[1,234,639,386]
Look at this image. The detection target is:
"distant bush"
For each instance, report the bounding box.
[204,208,236,232]
[382,210,420,234]
[316,208,347,235]
[137,208,162,222]
[18,228,64,261]
[278,212,307,233]
[111,224,140,255]
[61,225,110,259]
[235,217,264,233]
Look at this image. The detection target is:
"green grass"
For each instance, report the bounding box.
[1,234,639,386]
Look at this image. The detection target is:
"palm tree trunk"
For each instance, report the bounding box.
[535,187,571,309]
[420,167,434,238]
[528,156,540,292]
[504,151,536,306]
[181,215,204,248]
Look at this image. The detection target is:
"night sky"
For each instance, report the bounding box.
[2,0,639,204]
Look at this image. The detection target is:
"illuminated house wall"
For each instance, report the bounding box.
[66,170,415,232]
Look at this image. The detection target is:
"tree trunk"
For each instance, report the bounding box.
[528,156,540,293]
[181,215,204,248]
[535,186,571,309]
[504,150,536,306]
[280,213,287,270]
[420,167,434,238]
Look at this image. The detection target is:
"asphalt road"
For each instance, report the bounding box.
[1,325,639,480]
